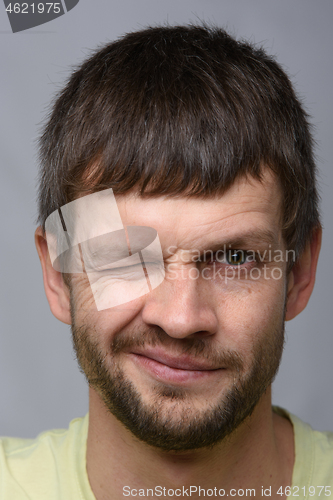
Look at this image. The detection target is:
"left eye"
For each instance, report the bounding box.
[226,250,247,266]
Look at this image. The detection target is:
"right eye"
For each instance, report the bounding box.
[95,263,144,275]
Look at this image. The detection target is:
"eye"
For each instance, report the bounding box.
[226,250,247,266]
[98,264,144,275]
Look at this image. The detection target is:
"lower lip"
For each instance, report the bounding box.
[130,353,223,384]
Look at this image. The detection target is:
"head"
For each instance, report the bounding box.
[35,25,321,452]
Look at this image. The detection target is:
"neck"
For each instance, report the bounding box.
[86,387,294,500]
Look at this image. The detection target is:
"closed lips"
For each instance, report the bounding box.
[130,350,221,371]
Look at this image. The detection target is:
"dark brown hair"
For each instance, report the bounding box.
[38,24,320,259]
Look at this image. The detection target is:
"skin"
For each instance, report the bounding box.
[35,169,321,499]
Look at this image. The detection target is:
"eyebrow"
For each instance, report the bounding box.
[210,228,280,251]
[188,228,281,259]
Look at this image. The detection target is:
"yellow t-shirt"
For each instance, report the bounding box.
[0,408,332,499]
[0,414,94,500]
[274,407,333,497]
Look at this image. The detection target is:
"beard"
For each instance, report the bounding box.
[70,294,285,452]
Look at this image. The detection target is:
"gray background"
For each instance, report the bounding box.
[0,0,332,438]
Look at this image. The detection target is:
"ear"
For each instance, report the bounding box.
[35,226,71,325]
[285,226,322,321]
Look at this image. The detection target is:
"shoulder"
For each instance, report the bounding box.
[274,406,333,488]
[0,415,93,500]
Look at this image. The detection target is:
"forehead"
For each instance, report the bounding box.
[114,170,283,251]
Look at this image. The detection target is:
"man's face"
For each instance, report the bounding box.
[69,170,288,451]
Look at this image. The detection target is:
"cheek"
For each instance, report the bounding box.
[70,273,97,315]
[71,274,147,343]
[213,278,286,354]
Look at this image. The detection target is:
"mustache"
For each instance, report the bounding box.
[110,326,244,372]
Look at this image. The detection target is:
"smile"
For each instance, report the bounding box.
[128,350,224,384]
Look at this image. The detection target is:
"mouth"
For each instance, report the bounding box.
[128,348,224,384]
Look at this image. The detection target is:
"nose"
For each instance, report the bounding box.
[141,268,218,339]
